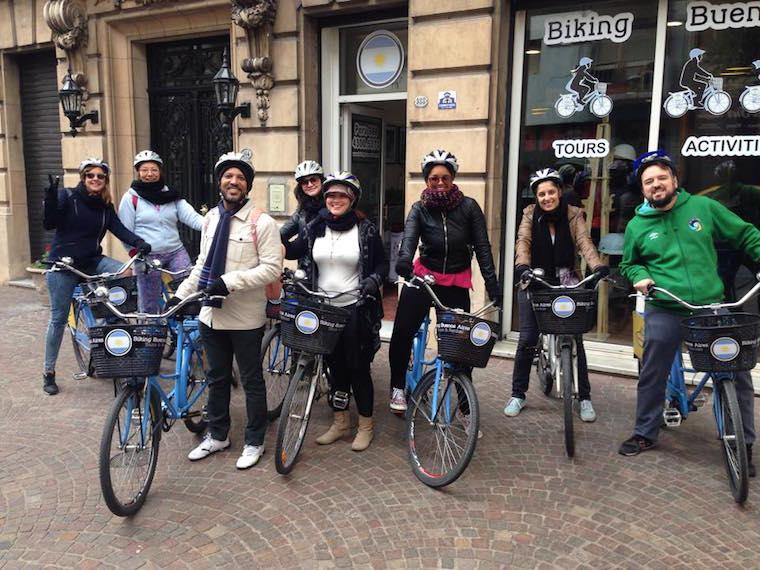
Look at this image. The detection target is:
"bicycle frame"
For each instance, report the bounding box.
[405,314,437,395]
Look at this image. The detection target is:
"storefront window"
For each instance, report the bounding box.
[340,22,408,96]
[659,0,760,305]
[513,2,658,344]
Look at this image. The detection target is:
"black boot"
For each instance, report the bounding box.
[748,444,756,478]
[43,372,59,395]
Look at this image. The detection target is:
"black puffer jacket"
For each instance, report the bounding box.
[397,197,500,299]
[280,188,322,273]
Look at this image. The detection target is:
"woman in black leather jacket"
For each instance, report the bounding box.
[389,150,501,412]
[280,160,324,272]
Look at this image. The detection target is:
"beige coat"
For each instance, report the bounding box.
[176,199,283,330]
[514,204,602,271]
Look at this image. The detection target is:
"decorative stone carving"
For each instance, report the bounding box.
[231,1,277,124]
[43,0,89,99]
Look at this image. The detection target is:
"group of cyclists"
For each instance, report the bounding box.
[40,143,760,476]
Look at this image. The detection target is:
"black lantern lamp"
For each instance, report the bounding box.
[59,69,98,137]
[213,48,251,133]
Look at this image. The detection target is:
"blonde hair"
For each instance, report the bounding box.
[81,166,112,205]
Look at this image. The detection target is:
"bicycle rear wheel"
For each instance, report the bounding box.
[407,369,479,488]
[537,335,553,396]
[275,358,319,475]
[261,323,292,421]
[560,344,575,458]
[99,384,162,516]
[183,345,208,434]
[716,380,748,504]
[70,304,93,377]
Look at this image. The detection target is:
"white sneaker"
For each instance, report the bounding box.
[236,444,265,470]
[390,388,407,412]
[579,400,597,422]
[187,434,230,461]
[456,409,483,439]
[503,397,526,417]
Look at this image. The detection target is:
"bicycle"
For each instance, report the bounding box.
[260,303,293,421]
[400,275,498,487]
[637,279,760,504]
[273,270,356,474]
[555,82,613,118]
[739,84,760,114]
[44,254,142,379]
[91,289,218,516]
[663,78,732,118]
[526,269,604,458]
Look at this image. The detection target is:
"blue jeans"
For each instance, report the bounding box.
[135,247,192,313]
[43,256,124,373]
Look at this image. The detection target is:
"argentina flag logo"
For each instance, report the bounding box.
[356,30,405,89]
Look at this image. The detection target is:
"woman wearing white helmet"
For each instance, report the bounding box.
[505,168,608,421]
[389,150,500,414]
[41,158,151,395]
[118,150,203,312]
[284,171,388,452]
[281,160,325,272]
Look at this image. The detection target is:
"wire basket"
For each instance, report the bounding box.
[529,288,597,335]
[89,324,168,378]
[435,310,498,368]
[88,275,139,319]
[280,294,350,355]
[681,312,760,372]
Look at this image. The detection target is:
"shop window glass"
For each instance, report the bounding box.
[659,0,760,305]
[513,2,657,345]
[340,22,408,96]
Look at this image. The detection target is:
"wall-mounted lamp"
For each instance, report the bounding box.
[213,47,251,137]
[59,68,98,137]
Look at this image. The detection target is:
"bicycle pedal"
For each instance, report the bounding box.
[72,371,88,381]
[332,390,350,410]
[663,408,682,427]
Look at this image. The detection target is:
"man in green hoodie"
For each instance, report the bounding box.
[619,150,760,476]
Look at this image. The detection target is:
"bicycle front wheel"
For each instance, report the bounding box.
[716,380,748,504]
[183,345,208,434]
[560,344,575,458]
[275,358,319,475]
[99,384,162,516]
[70,304,92,377]
[407,369,479,488]
[261,323,292,421]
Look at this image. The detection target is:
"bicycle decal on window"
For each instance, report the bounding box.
[739,59,760,113]
[663,48,732,117]
[555,57,613,119]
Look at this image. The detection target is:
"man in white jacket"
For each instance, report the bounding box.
[172,149,283,470]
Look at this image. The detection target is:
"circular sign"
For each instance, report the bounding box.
[105,329,133,357]
[469,322,492,347]
[108,286,128,306]
[710,337,740,362]
[295,311,320,335]
[551,296,576,318]
[356,30,404,89]
[414,95,429,108]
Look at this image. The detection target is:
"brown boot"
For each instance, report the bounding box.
[351,415,374,452]
[315,410,350,445]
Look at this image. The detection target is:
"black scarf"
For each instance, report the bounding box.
[300,195,323,222]
[531,197,575,282]
[199,199,248,291]
[74,182,108,209]
[309,207,359,239]
[130,179,180,205]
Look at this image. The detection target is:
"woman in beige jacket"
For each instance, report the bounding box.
[504,168,608,421]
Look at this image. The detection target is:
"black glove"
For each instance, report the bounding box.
[593,265,610,279]
[46,174,60,196]
[135,240,152,256]
[165,296,182,310]
[395,259,412,280]
[204,277,230,297]
[489,293,503,308]
[515,264,531,283]
[360,277,379,298]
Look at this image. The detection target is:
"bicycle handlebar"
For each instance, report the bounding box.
[281,268,366,303]
[44,253,143,281]
[92,290,222,321]
[396,275,496,318]
[642,275,760,312]
[523,269,602,291]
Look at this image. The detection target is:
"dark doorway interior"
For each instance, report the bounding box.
[147,36,231,257]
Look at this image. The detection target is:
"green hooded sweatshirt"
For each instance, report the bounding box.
[620,189,760,313]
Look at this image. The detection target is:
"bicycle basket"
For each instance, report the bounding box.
[435,310,498,368]
[88,275,138,319]
[681,312,760,372]
[89,324,168,378]
[529,288,597,335]
[279,294,350,355]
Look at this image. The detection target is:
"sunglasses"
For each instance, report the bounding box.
[85,173,107,180]
[428,175,452,184]
[300,176,321,186]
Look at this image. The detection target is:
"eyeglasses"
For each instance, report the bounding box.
[300,176,321,186]
[138,167,160,174]
[428,175,452,184]
[85,173,107,180]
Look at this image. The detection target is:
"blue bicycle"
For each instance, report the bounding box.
[401,275,498,487]
[92,290,216,516]
[642,279,760,504]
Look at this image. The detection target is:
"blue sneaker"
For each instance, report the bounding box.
[503,397,525,417]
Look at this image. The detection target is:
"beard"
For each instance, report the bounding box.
[650,188,677,208]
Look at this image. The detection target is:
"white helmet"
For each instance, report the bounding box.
[323,171,362,203]
[421,149,459,178]
[133,150,163,168]
[529,168,562,192]
[78,158,110,175]
[613,144,636,162]
[214,148,255,185]
[294,160,323,181]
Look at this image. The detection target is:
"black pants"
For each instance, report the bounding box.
[511,289,591,400]
[200,323,266,446]
[325,304,374,417]
[389,284,470,390]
